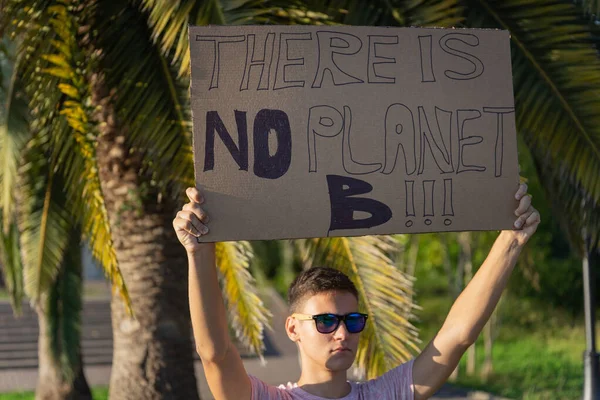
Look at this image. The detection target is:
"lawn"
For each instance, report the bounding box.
[451,331,584,399]
[0,387,108,400]
[414,289,588,400]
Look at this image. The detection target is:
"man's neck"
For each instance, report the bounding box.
[296,367,351,398]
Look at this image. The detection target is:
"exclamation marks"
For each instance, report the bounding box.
[405,180,415,227]
[404,179,455,228]
[443,178,454,226]
[423,180,435,225]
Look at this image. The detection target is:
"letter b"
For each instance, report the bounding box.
[327,175,392,231]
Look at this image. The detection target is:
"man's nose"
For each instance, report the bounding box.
[333,321,350,338]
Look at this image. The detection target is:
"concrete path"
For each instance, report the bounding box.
[0,286,509,399]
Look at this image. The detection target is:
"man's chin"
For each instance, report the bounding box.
[325,354,355,371]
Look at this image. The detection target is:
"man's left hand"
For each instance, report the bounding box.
[510,183,541,246]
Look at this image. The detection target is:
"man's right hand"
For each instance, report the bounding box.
[173,187,212,253]
[176,187,252,400]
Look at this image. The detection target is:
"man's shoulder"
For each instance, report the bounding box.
[248,374,296,398]
[353,359,415,395]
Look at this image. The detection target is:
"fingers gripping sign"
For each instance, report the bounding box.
[173,187,211,253]
[511,183,541,245]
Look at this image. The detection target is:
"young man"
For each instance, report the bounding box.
[173,184,540,400]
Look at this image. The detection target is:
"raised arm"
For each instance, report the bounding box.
[173,187,251,400]
[412,184,540,400]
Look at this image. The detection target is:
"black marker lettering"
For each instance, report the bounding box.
[443,178,454,217]
[418,106,454,174]
[418,35,436,82]
[327,174,392,231]
[195,35,245,90]
[483,107,515,177]
[253,109,292,179]
[204,110,248,171]
[342,106,382,175]
[423,180,435,225]
[456,109,485,173]
[312,31,364,88]
[274,32,312,90]
[367,35,398,84]
[240,33,275,91]
[405,180,415,217]
[307,105,344,172]
[382,103,417,175]
[439,33,484,80]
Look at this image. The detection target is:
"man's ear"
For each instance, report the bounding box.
[285,316,300,342]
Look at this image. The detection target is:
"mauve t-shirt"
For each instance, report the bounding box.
[249,359,414,400]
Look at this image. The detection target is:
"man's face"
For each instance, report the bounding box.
[286,290,361,372]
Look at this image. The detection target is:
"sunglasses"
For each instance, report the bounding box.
[292,312,368,334]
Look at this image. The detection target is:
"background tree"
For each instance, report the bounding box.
[2,0,600,398]
[0,33,96,399]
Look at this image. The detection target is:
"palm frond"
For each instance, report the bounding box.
[0,3,61,316]
[0,217,24,314]
[466,0,600,247]
[95,2,194,198]
[530,141,600,248]
[250,240,297,292]
[295,0,464,27]
[46,230,83,382]
[17,142,71,303]
[578,0,600,19]
[139,0,207,78]
[297,235,420,380]
[0,39,30,234]
[139,0,294,78]
[215,241,272,359]
[37,3,132,312]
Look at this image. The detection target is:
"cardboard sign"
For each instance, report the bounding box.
[188,25,519,242]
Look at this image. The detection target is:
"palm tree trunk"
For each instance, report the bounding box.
[404,235,420,314]
[36,303,92,400]
[405,235,420,278]
[453,235,465,302]
[91,74,199,400]
[457,232,476,376]
[439,234,453,291]
[280,240,296,286]
[481,311,495,380]
[440,234,460,381]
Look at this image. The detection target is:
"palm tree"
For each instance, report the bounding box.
[0,36,95,398]
[463,0,600,251]
[0,2,202,399]
[1,1,283,399]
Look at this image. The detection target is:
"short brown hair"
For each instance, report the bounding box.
[288,267,358,312]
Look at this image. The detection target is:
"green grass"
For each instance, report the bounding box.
[0,387,108,400]
[452,333,584,400]
[413,289,588,400]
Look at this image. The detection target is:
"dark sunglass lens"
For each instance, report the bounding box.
[316,314,339,333]
[345,314,366,333]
